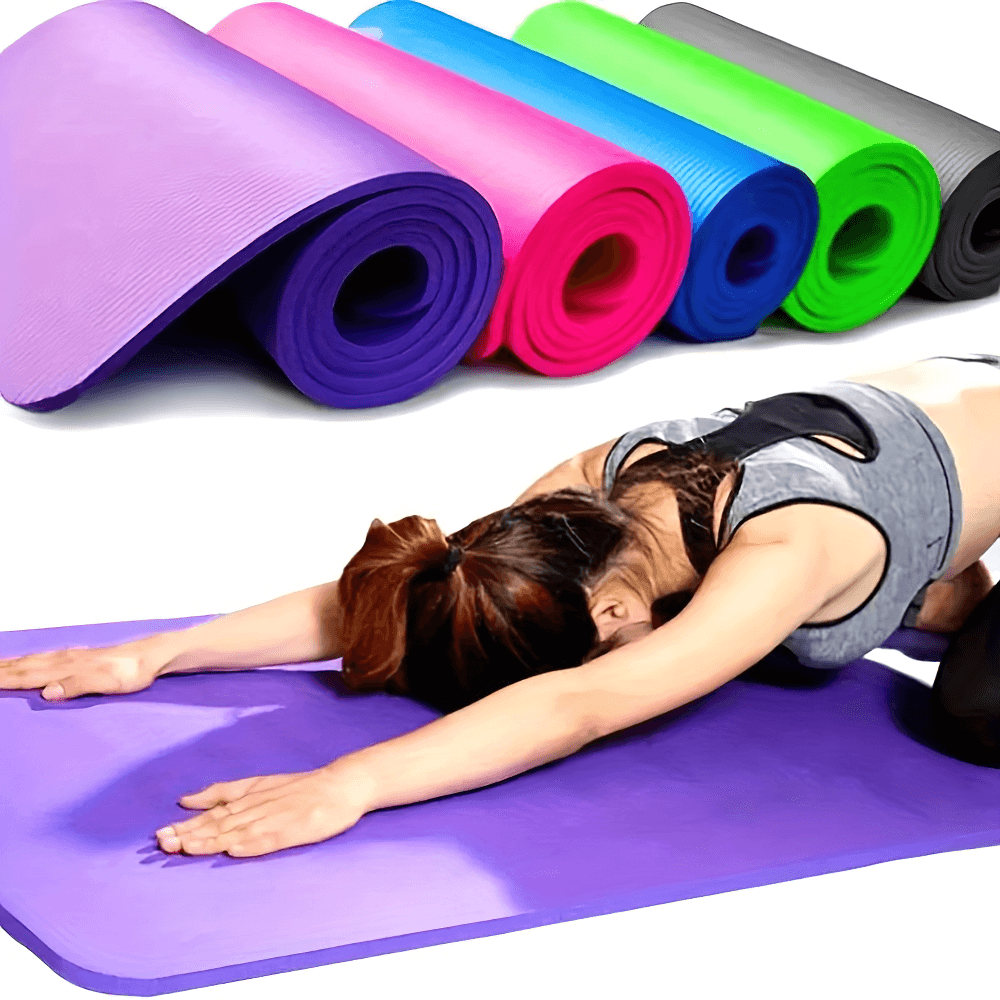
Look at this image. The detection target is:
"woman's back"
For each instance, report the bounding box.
[588,354,1000,667]
[849,357,1000,575]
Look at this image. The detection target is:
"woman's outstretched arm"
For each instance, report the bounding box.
[0,581,343,701]
[157,581,343,674]
[156,506,856,858]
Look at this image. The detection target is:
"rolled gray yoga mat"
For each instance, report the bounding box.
[641,4,1000,301]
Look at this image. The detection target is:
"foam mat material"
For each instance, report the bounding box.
[2,617,998,995]
[0,1,503,411]
[514,2,941,332]
[642,3,1000,301]
[350,1,818,344]
[211,3,691,376]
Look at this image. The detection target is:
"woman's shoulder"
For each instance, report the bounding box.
[601,409,742,491]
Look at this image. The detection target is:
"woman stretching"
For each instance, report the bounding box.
[2,355,1000,857]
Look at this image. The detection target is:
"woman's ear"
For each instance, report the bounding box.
[590,594,630,640]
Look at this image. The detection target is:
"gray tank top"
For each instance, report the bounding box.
[602,381,963,667]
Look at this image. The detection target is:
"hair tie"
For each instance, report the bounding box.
[441,543,465,576]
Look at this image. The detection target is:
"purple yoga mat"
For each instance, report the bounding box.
[2,617,998,996]
[0,1,502,411]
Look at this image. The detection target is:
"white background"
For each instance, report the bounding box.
[2,0,999,997]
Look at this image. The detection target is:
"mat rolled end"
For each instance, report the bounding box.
[784,143,940,331]
[661,163,819,342]
[0,1,503,411]
[916,150,1000,301]
[490,162,691,377]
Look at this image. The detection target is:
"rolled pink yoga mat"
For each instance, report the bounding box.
[210,3,691,377]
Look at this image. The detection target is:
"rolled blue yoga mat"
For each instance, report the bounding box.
[350,1,819,344]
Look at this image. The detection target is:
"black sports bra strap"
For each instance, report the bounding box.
[696,392,880,463]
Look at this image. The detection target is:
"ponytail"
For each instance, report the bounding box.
[337,515,451,691]
[337,490,632,712]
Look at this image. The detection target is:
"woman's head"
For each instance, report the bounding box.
[337,490,633,712]
[338,443,737,712]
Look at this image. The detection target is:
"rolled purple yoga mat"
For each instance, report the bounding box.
[1,617,997,995]
[0,1,503,411]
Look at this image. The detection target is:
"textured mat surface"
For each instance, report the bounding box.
[0,1,502,411]
[3,618,999,996]
[514,2,941,332]
[210,3,690,376]
[642,3,1000,302]
[351,1,818,344]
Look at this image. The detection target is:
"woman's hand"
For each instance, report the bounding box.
[155,763,374,857]
[0,638,170,701]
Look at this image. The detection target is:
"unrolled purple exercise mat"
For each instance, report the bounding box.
[2,618,998,996]
[0,1,502,411]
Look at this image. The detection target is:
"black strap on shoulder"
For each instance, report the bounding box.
[604,392,880,576]
[693,392,879,463]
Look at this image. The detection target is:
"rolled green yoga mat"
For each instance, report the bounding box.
[514,2,941,332]
[641,4,1000,303]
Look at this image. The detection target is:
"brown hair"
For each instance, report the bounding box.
[337,490,632,712]
[338,444,739,712]
[609,442,740,577]
[584,441,743,653]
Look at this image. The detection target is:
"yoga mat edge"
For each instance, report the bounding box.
[3,825,997,997]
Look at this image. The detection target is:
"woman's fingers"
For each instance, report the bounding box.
[157,769,362,857]
[174,823,282,858]
[177,780,251,809]
[161,776,302,846]
[39,672,117,701]
[161,829,239,856]
[178,774,298,809]
[159,803,270,848]
[169,793,271,836]
[0,651,71,688]
[0,646,154,699]
[158,797,284,854]
[224,831,283,858]
[41,667,139,701]
[41,681,67,701]
[163,812,313,858]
